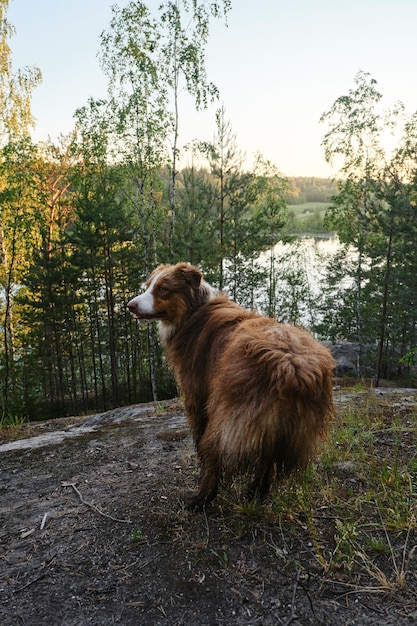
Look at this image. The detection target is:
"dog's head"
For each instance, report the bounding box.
[127,263,216,336]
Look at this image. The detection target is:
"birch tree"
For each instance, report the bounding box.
[0,0,41,416]
[321,71,417,382]
[98,1,230,398]
[0,0,41,145]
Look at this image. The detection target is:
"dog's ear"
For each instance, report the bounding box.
[176,263,202,288]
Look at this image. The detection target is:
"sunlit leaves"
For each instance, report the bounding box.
[320,72,417,378]
[0,0,41,144]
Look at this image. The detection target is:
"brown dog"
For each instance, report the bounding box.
[128,263,335,509]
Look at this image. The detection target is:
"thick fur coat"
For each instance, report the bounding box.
[128,263,335,509]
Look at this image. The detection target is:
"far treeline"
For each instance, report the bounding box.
[0,0,416,422]
[285,177,338,204]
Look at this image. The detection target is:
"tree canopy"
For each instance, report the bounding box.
[1,7,417,422]
[320,71,417,382]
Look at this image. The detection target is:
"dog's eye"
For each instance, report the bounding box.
[158,286,167,293]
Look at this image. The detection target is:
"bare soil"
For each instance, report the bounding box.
[1,388,417,626]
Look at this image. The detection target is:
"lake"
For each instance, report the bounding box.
[257,235,351,326]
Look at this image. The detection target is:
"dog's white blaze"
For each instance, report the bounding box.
[129,270,162,314]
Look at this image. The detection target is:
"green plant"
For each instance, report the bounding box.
[330,519,359,573]
[0,410,27,429]
[210,548,229,567]
[400,347,417,365]
[131,528,143,542]
[367,535,390,555]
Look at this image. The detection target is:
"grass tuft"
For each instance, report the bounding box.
[262,394,417,593]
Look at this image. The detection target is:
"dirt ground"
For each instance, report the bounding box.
[1,388,417,626]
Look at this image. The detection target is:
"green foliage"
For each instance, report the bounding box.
[131,528,143,542]
[284,177,338,205]
[173,166,217,265]
[0,0,42,144]
[267,393,417,591]
[320,71,417,379]
[401,348,417,365]
[0,138,44,415]
[2,15,417,422]
[0,109,290,420]
[194,109,288,293]
[99,1,230,260]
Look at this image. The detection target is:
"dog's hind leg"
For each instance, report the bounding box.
[246,436,299,502]
[246,456,274,502]
[187,464,220,511]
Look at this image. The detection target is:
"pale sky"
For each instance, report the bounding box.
[7,0,417,177]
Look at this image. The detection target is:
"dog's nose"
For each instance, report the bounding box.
[127,300,137,312]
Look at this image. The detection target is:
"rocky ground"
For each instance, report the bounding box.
[1,387,417,625]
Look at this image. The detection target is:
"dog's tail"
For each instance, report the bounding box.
[210,314,335,425]
[276,350,334,399]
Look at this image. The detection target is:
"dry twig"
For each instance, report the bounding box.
[62,482,131,524]
[40,512,48,530]
[280,569,301,626]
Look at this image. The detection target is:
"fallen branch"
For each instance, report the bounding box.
[62,482,131,524]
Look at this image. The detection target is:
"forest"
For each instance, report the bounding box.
[1,0,417,422]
